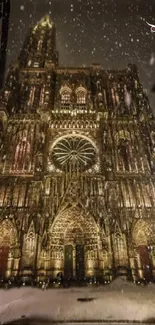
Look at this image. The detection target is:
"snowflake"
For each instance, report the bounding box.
[149,53,155,66]
[125,91,132,107]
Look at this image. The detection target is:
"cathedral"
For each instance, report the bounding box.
[0,15,155,282]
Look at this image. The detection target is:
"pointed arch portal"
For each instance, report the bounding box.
[132,220,153,280]
[49,206,99,278]
[22,221,36,271]
[0,219,17,276]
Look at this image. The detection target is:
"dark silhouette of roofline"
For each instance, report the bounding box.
[0,0,10,90]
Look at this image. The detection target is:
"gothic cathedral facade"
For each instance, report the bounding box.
[0,16,155,281]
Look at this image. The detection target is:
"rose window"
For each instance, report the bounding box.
[51,136,96,171]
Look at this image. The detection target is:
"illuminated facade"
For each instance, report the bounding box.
[0,16,155,281]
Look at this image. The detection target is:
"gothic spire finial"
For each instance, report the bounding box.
[33,15,54,32]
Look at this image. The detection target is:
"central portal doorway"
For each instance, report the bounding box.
[139,245,152,280]
[64,244,84,279]
[0,246,10,276]
[64,245,73,279]
[76,244,84,279]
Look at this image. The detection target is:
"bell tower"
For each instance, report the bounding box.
[18,15,58,69]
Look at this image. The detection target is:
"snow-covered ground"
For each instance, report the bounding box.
[0,278,155,324]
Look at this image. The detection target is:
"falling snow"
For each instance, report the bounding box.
[4,0,155,112]
[125,90,132,107]
[20,5,25,11]
[150,53,155,66]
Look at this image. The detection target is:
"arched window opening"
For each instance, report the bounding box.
[39,85,45,106]
[98,92,103,102]
[76,87,87,107]
[0,220,16,276]
[116,130,131,172]
[118,138,130,171]
[96,92,103,108]
[25,232,35,254]
[22,229,36,269]
[4,90,10,101]
[114,230,127,267]
[111,88,120,106]
[77,91,86,104]
[60,86,72,108]
[28,86,35,106]
[3,185,11,206]
[0,186,5,207]
[44,89,50,105]
[61,91,71,104]
[37,39,43,52]
[134,224,152,281]
[115,91,120,105]
[12,136,31,173]
[27,60,32,67]
[12,184,26,207]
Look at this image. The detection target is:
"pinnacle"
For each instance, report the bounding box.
[33,15,54,32]
[40,15,53,25]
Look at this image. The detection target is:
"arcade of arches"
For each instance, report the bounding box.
[0,215,155,280]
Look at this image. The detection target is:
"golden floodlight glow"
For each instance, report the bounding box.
[33,15,53,32]
[0,14,155,283]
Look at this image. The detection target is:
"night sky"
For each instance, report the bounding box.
[7,0,155,110]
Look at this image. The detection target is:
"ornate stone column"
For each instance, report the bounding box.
[85,246,98,277]
[150,246,155,277]
[12,245,20,276]
[6,250,13,278]
[136,253,143,278]
[73,245,76,277]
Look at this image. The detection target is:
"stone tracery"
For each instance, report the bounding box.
[0,16,155,281]
[47,206,100,277]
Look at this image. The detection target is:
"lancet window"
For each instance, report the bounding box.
[76,87,87,107]
[111,87,120,106]
[12,184,27,207]
[28,86,35,107]
[12,133,31,173]
[39,85,45,106]
[37,39,43,52]
[4,90,10,101]
[118,138,130,170]
[60,86,72,108]
[0,185,11,207]
[97,91,108,110]
[44,89,50,105]
[61,91,70,103]
[98,92,103,103]
[114,228,127,266]
[25,232,35,254]
[0,186,5,206]
[116,130,132,172]
[22,225,36,268]
[0,220,16,276]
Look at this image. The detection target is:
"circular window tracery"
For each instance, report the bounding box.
[51,136,96,171]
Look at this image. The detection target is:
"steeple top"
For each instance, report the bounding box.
[33,15,54,32]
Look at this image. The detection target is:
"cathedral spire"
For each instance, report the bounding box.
[18,15,58,69]
[33,15,54,31]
